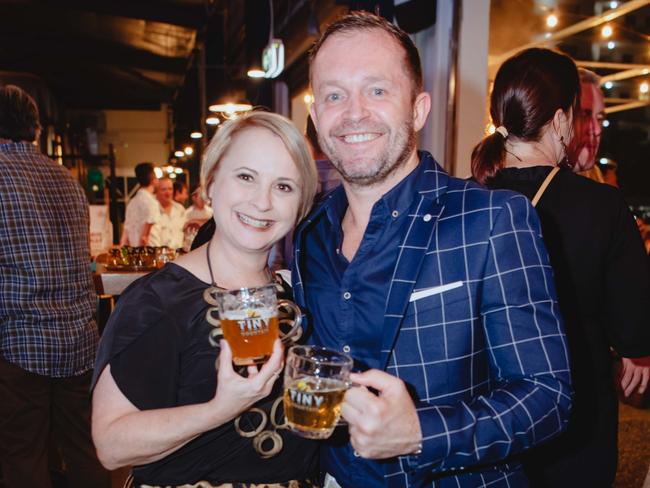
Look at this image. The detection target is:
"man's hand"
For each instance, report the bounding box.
[341,369,422,459]
[620,356,650,397]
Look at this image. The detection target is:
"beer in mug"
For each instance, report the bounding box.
[220,308,279,365]
[211,283,302,365]
[283,346,353,439]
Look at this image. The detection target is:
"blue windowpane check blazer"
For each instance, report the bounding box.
[292,153,572,487]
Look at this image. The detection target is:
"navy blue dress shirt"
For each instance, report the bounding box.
[303,162,423,487]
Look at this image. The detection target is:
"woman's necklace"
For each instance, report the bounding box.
[205,238,272,288]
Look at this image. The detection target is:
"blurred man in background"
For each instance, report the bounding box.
[120,162,159,246]
[0,84,109,488]
[149,176,186,249]
[173,180,189,206]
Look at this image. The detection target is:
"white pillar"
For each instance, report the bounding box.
[454,0,491,178]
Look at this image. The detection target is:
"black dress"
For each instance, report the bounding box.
[92,263,318,486]
[487,166,650,487]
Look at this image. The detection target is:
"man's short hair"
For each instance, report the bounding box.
[579,68,601,87]
[135,162,155,187]
[173,181,187,196]
[0,84,41,142]
[309,11,423,97]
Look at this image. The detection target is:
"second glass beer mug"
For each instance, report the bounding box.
[211,284,301,365]
[283,346,353,439]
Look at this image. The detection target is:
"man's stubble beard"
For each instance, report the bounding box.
[319,118,416,188]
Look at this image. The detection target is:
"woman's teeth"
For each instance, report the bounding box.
[238,213,271,228]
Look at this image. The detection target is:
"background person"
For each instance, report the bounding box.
[149,176,186,249]
[472,47,650,487]
[294,12,572,487]
[173,180,189,206]
[91,111,319,487]
[120,162,159,246]
[571,68,606,183]
[0,84,109,488]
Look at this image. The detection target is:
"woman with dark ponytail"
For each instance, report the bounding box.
[473,47,650,487]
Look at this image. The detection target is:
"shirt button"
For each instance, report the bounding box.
[336,248,340,254]
[353,450,360,457]
[423,214,432,222]
[343,345,351,353]
[391,210,399,218]
[343,291,351,300]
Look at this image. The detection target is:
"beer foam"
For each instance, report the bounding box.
[221,308,276,320]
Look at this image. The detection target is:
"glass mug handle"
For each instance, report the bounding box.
[276,299,303,345]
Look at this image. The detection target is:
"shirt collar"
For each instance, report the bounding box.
[0,141,39,154]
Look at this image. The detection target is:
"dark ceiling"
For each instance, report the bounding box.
[0,0,214,110]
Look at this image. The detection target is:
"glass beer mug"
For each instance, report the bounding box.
[283,346,353,439]
[205,284,302,365]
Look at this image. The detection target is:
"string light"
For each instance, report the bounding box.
[183,146,194,156]
[601,24,613,38]
[607,41,616,50]
[640,82,649,94]
[206,117,220,126]
[303,93,314,105]
[546,13,558,29]
[602,120,610,127]
[609,1,618,8]
[190,132,203,139]
[174,150,184,158]
[604,81,614,89]
[487,124,496,135]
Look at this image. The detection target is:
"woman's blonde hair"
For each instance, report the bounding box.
[200,110,318,222]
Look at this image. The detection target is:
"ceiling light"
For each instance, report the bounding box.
[607,41,616,50]
[206,117,220,126]
[602,24,613,38]
[609,1,618,8]
[154,167,163,178]
[190,132,203,139]
[303,93,314,105]
[209,103,253,120]
[247,69,266,78]
[174,168,184,174]
[183,146,194,156]
[169,173,177,179]
[174,150,184,158]
[640,82,649,94]
[546,14,558,29]
[604,81,614,89]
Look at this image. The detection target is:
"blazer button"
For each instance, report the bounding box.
[343,291,351,300]
[423,214,432,222]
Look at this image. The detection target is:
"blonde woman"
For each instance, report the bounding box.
[91,111,319,487]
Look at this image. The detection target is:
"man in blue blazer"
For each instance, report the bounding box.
[291,12,572,488]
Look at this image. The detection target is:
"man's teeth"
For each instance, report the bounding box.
[342,133,379,143]
[238,213,271,228]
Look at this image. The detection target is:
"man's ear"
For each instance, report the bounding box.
[413,92,431,132]
[309,102,319,129]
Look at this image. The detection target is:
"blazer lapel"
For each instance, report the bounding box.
[380,156,450,370]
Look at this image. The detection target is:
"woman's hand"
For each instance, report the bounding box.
[208,339,284,420]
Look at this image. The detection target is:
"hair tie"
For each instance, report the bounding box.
[495,126,508,139]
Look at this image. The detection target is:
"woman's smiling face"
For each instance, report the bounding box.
[208,126,303,255]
